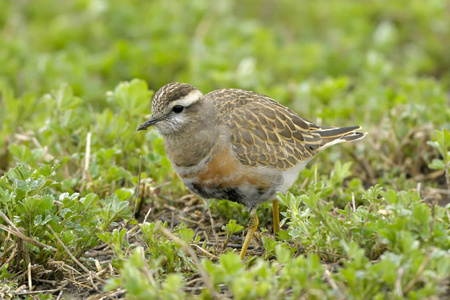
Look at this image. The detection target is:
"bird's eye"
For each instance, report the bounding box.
[172,105,184,113]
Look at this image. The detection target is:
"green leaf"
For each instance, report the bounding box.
[7,164,34,181]
[220,252,243,276]
[275,245,291,264]
[276,230,291,241]
[178,227,195,244]
[110,79,153,116]
[223,219,244,235]
[412,203,431,225]
[38,165,54,176]
[8,144,33,163]
[428,158,445,170]
[51,83,83,111]
[80,193,98,209]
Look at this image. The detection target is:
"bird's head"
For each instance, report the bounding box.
[137,82,204,135]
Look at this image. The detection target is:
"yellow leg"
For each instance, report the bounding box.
[272,199,280,234]
[240,208,259,260]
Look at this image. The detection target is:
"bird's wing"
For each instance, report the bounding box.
[208,89,364,169]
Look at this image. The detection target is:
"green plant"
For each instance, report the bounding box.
[1,0,450,298]
[0,164,132,269]
[428,129,450,189]
[222,219,244,249]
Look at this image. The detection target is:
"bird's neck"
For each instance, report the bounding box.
[162,111,219,168]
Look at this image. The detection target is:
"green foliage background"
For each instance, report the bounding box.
[0,0,449,299]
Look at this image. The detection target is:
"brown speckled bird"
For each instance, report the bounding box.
[138,82,366,259]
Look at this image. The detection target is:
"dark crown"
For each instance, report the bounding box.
[152,82,198,113]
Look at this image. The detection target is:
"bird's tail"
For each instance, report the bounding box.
[312,125,367,150]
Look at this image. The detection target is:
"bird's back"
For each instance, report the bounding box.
[205,88,365,170]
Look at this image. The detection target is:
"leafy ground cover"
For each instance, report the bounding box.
[0,0,449,299]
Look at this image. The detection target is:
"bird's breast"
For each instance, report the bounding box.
[173,144,281,207]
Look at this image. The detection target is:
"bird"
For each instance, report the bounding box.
[138,82,366,259]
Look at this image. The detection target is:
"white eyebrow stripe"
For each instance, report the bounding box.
[173,90,203,107]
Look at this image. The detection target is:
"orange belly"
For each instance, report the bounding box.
[178,146,276,207]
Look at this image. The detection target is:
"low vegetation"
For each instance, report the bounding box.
[0,0,449,299]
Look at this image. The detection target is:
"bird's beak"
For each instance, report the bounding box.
[137,116,159,131]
